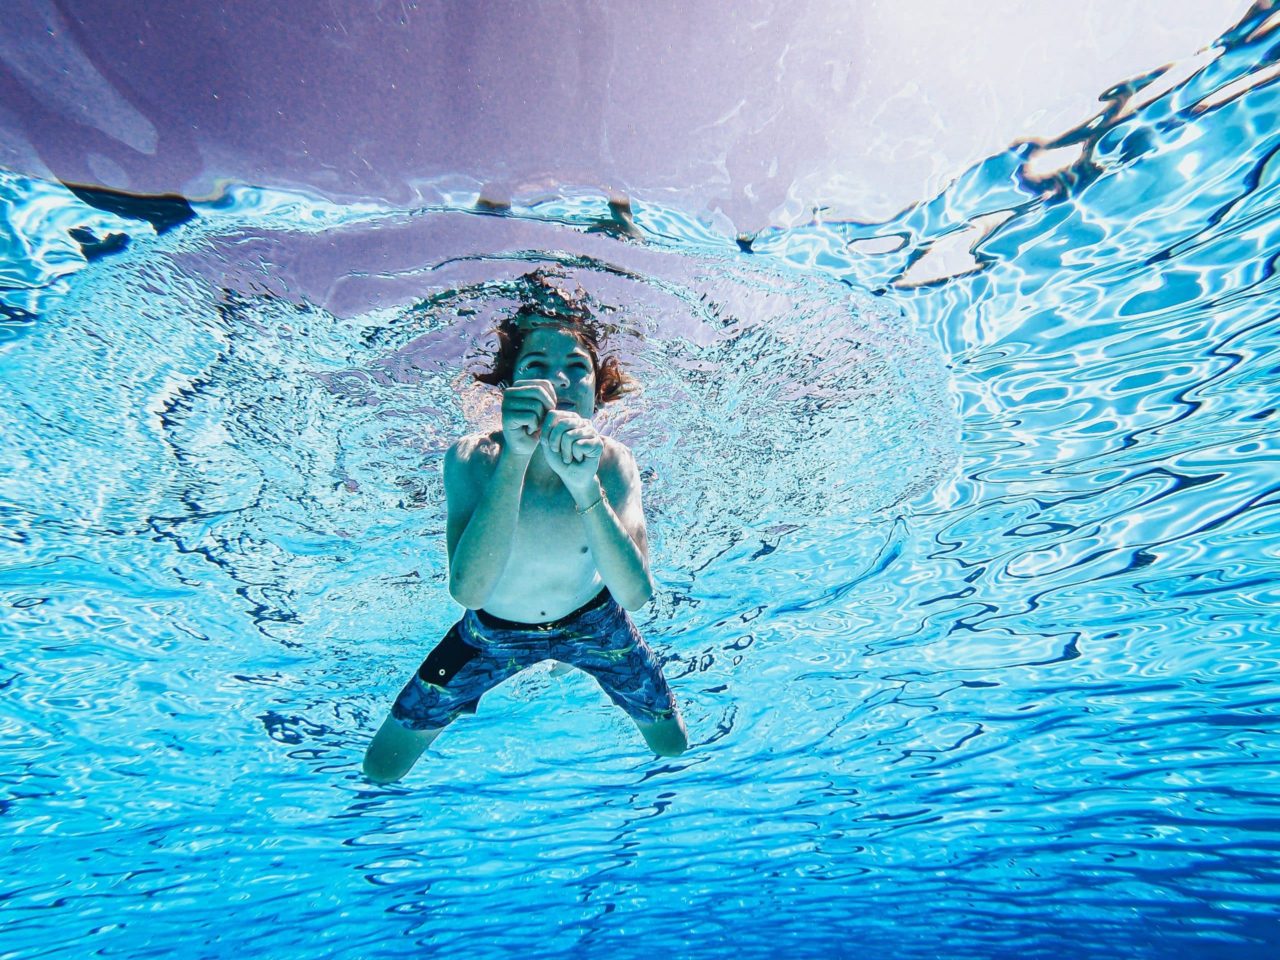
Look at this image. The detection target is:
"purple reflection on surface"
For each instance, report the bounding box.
[0,0,1250,227]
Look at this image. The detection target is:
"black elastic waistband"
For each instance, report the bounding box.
[475,587,612,632]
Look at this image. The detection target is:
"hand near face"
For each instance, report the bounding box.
[500,379,557,456]
[539,410,605,492]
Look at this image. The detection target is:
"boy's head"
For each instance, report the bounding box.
[474,272,636,412]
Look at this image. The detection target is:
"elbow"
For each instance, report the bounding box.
[448,571,487,611]
[617,576,655,611]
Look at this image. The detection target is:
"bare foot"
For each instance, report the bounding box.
[585,196,643,240]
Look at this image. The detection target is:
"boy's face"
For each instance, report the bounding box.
[511,326,597,417]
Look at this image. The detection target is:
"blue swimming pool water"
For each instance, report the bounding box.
[3,11,1280,960]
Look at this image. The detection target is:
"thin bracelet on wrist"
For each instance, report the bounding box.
[575,495,605,516]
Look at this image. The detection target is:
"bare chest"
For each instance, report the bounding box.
[510,482,591,561]
[482,479,599,620]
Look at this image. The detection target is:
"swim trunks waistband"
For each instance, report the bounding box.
[474,587,612,632]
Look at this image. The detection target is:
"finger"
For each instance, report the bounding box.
[574,436,604,460]
[506,380,549,397]
[560,426,586,464]
[503,388,552,410]
[545,414,586,458]
[510,412,541,436]
[560,430,582,464]
[506,381,557,416]
[543,413,571,445]
[559,427,592,461]
[554,422,590,461]
[524,379,559,414]
[509,378,555,393]
[543,426,572,464]
[541,416,571,459]
[504,403,546,436]
[504,398,549,421]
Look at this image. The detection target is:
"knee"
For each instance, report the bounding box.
[362,754,407,784]
[638,715,689,757]
[362,715,444,784]
[362,745,414,784]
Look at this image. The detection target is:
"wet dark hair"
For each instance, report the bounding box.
[473,271,637,406]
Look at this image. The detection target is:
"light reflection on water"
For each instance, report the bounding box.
[3,8,1280,960]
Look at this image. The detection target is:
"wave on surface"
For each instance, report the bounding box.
[2,6,1280,959]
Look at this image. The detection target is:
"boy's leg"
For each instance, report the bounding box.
[363,714,447,784]
[633,711,689,758]
[364,616,539,782]
[557,603,688,757]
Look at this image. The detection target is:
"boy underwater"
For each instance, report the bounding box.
[363,277,689,783]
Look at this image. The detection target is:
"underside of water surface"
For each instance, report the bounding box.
[3,5,1280,960]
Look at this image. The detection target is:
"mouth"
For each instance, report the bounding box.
[555,400,576,411]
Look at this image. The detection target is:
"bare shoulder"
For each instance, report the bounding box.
[599,435,643,494]
[444,431,502,487]
[447,430,502,461]
[600,435,639,471]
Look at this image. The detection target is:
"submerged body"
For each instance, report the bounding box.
[364,324,689,782]
[446,426,651,621]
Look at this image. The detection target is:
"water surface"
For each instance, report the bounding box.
[3,9,1280,959]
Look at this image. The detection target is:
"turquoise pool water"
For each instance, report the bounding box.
[3,12,1280,960]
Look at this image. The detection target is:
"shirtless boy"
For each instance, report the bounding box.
[363,289,688,783]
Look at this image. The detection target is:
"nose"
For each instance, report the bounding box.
[552,370,571,388]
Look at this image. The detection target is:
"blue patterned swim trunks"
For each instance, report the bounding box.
[390,588,678,731]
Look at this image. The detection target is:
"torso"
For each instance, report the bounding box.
[451,430,624,623]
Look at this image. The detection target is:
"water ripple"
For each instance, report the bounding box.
[4,7,1280,959]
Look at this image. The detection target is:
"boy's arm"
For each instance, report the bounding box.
[444,436,533,610]
[573,442,654,610]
